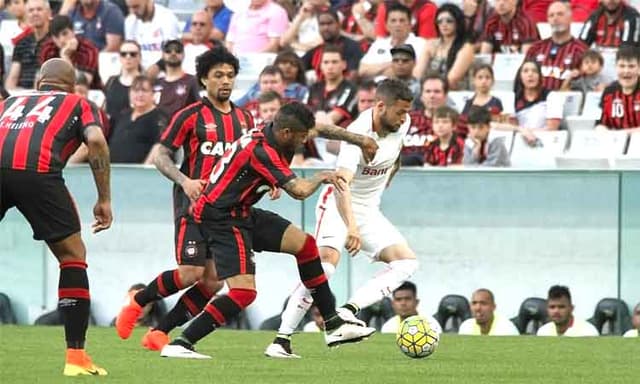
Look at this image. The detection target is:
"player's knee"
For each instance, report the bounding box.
[227,288,257,309]
[295,234,319,263]
[178,265,205,286]
[389,259,419,280]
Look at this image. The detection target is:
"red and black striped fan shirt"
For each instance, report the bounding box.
[579,5,640,48]
[0,91,101,173]
[526,37,588,91]
[481,11,539,54]
[424,133,465,166]
[598,81,640,129]
[193,124,296,222]
[159,97,253,217]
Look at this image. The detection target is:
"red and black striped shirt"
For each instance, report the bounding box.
[0,91,101,173]
[579,5,640,48]
[403,109,468,159]
[424,133,465,166]
[481,11,539,53]
[193,124,296,222]
[598,81,640,129]
[526,37,588,91]
[159,97,253,217]
[305,79,358,126]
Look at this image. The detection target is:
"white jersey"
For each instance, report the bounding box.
[335,108,410,207]
[536,318,599,337]
[125,4,181,68]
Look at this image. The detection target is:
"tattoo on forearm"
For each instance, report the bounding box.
[89,156,108,171]
[154,146,186,185]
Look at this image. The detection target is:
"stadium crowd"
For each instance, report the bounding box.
[0,0,639,168]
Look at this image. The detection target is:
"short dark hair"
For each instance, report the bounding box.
[386,2,411,23]
[273,102,315,133]
[393,281,417,297]
[376,78,414,104]
[317,8,340,23]
[422,71,449,94]
[467,106,492,125]
[131,75,152,90]
[259,65,284,79]
[50,15,73,37]
[472,62,494,79]
[548,285,572,304]
[321,44,344,60]
[433,105,459,124]
[257,90,282,105]
[616,45,640,63]
[581,49,604,66]
[196,46,240,83]
[473,288,495,304]
[358,79,377,92]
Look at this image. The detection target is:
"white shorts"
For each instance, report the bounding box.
[314,187,407,260]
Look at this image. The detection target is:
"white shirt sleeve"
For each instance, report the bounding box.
[360,39,385,65]
[381,317,399,334]
[458,319,476,335]
[536,322,556,336]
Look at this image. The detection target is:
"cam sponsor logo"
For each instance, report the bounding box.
[200,141,233,156]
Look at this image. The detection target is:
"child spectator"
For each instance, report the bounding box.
[256,90,283,128]
[462,63,504,120]
[424,105,465,166]
[464,106,510,167]
[562,49,612,93]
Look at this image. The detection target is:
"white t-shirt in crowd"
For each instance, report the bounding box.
[536,318,599,337]
[515,91,563,130]
[361,33,427,66]
[124,4,181,68]
[622,329,638,338]
[458,314,520,336]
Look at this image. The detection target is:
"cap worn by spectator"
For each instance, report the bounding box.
[390,44,416,60]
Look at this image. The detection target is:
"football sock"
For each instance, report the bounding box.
[134,269,184,307]
[155,281,214,333]
[58,261,91,349]
[181,288,256,345]
[346,259,418,311]
[277,262,336,336]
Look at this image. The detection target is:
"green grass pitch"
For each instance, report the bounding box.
[0,326,638,384]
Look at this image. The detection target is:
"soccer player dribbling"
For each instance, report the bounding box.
[0,58,112,376]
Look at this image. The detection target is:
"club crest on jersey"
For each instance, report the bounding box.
[184,241,198,258]
[176,84,187,96]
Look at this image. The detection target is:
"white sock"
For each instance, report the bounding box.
[277,262,336,336]
[346,259,418,311]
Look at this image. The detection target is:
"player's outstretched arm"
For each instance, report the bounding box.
[84,124,112,233]
[312,123,379,163]
[282,171,346,201]
[333,168,361,255]
[152,144,205,202]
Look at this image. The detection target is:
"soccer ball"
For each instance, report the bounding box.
[396,315,440,359]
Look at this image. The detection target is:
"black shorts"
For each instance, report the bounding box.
[174,216,210,267]
[0,169,80,242]
[199,208,292,279]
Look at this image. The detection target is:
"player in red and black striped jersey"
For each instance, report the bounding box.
[579,0,640,49]
[160,102,377,359]
[480,0,539,54]
[115,47,252,350]
[0,59,111,376]
[525,1,588,90]
[596,46,640,132]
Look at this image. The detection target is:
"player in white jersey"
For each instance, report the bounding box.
[266,79,418,358]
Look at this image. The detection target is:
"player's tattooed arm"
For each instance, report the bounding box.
[84,125,111,202]
[312,123,378,163]
[282,171,346,200]
[153,144,205,202]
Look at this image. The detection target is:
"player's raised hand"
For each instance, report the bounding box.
[345,226,361,256]
[181,178,207,202]
[268,187,282,200]
[92,200,113,233]
[361,136,379,163]
[322,171,347,192]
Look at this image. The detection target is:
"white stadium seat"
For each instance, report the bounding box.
[493,54,524,91]
[566,116,596,132]
[235,53,277,90]
[582,92,603,119]
[473,54,492,65]
[570,23,584,39]
[600,51,617,84]
[492,90,515,115]
[447,91,473,113]
[488,130,515,154]
[555,155,610,169]
[612,156,640,169]
[537,23,551,39]
[98,52,121,83]
[87,90,106,108]
[567,130,628,157]
[549,91,583,118]
[627,132,640,156]
[510,130,568,168]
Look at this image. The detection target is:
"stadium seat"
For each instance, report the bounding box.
[626,132,640,155]
[549,91,583,118]
[358,298,394,330]
[510,297,548,335]
[537,23,552,39]
[488,129,515,154]
[448,91,473,113]
[473,54,492,66]
[492,90,515,115]
[566,116,596,132]
[600,51,617,84]
[587,298,633,336]
[510,131,568,168]
[612,156,640,169]
[235,53,277,90]
[98,52,122,84]
[555,155,610,169]
[432,294,471,333]
[570,23,584,38]
[0,293,17,324]
[582,92,603,119]
[567,130,629,157]
[87,90,106,108]
[493,54,524,91]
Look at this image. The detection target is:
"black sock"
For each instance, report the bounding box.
[155,282,212,333]
[181,295,240,344]
[341,303,359,315]
[134,270,183,306]
[58,261,91,349]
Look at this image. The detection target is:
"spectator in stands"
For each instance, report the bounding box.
[256,90,282,127]
[225,0,289,54]
[561,49,612,93]
[6,0,28,35]
[520,0,553,25]
[622,302,639,338]
[280,0,329,52]
[104,40,142,125]
[182,10,218,76]
[124,0,181,69]
[108,75,167,163]
[152,40,200,118]
[479,0,538,55]
[374,0,437,40]
[464,106,510,167]
[381,282,435,334]
[58,0,125,52]
[413,3,475,90]
[39,15,101,89]
[389,44,420,100]
[461,63,504,120]
[525,1,588,91]
[537,285,599,337]
[337,0,379,45]
[424,105,465,166]
[301,9,363,81]
[274,49,309,101]
[358,3,427,78]
[356,79,377,114]
[596,45,640,133]
[462,0,494,47]
[404,73,467,165]
[182,0,232,41]
[235,65,287,108]
[458,289,519,335]
[579,0,640,50]
[5,0,51,90]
